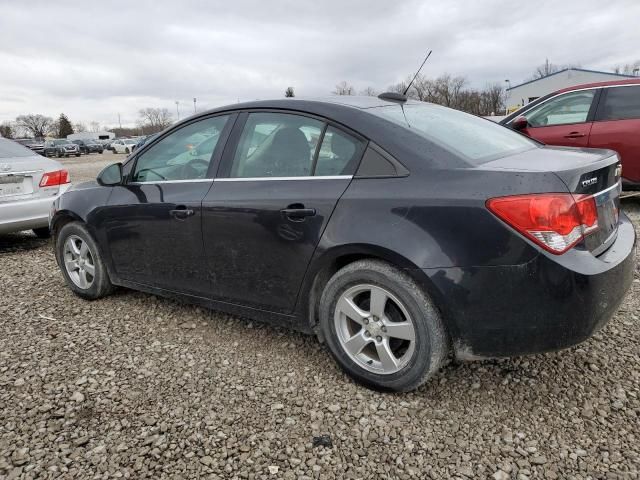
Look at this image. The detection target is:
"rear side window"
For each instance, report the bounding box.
[314,126,365,176]
[597,86,640,121]
[0,138,34,158]
[370,104,536,164]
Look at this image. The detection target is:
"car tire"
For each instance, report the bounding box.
[57,152,62,158]
[75,153,80,157]
[125,147,130,154]
[32,227,51,239]
[319,259,448,392]
[55,222,114,300]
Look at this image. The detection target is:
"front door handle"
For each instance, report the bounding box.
[170,206,195,220]
[280,204,316,221]
[564,132,586,138]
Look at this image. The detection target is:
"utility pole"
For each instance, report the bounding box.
[175,101,180,120]
[118,113,122,129]
[193,98,197,113]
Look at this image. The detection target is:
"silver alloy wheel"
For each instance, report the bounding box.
[63,235,96,289]
[334,284,416,375]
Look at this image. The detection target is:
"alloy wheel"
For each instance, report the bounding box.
[334,284,416,375]
[63,235,96,289]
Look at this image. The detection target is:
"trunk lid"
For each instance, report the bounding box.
[482,146,621,255]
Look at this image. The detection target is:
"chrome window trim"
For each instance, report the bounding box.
[594,179,622,197]
[214,175,353,182]
[129,178,214,185]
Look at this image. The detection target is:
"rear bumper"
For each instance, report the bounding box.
[423,213,637,359]
[0,184,71,234]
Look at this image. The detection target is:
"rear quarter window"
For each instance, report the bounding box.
[369,103,537,164]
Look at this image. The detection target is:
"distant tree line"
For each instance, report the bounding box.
[332,75,507,116]
[1,107,175,139]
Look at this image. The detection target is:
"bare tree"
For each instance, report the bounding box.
[15,114,54,138]
[530,58,579,80]
[332,81,355,96]
[74,123,87,133]
[138,107,173,133]
[89,121,101,132]
[480,82,506,115]
[284,87,295,97]
[612,60,640,75]
[359,86,378,96]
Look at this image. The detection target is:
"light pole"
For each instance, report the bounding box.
[175,101,180,120]
[193,98,197,113]
[504,80,511,115]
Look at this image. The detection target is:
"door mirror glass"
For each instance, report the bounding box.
[511,116,529,131]
[97,162,123,186]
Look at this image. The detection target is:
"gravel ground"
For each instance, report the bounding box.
[1,155,639,479]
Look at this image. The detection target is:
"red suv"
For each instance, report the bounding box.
[501,79,640,189]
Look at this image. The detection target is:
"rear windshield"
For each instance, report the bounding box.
[369,103,538,163]
[0,138,36,158]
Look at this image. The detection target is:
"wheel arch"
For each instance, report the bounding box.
[300,243,457,342]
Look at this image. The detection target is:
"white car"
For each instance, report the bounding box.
[111,139,138,154]
[0,138,71,237]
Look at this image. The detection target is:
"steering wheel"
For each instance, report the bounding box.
[180,158,210,179]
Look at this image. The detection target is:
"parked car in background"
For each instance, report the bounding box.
[111,139,138,154]
[501,79,640,189]
[44,139,81,158]
[0,137,71,237]
[72,139,104,154]
[132,134,158,152]
[14,138,45,156]
[50,96,635,391]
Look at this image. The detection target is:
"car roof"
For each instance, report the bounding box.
[555,78,640,94]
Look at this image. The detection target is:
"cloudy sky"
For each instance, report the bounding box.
[1,0,638,128]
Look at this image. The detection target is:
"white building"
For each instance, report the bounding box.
[505,68,635,113]
[67,131,115,141]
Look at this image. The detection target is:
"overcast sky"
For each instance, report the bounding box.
[1,0,638,128]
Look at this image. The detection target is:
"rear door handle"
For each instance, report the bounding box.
[170,206,195,220]
[280,205,316,220]
[564,132,586,138]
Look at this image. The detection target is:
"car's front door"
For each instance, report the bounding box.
[514,89,599,147]
[102,114,234,295]
[202,111,366,313]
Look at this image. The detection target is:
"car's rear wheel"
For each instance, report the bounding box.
[319,259,448,391]
[125,147,130,154]
[56,222,114,300]
[32,227,51,239]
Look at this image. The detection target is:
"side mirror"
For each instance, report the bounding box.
[97,162,123,186]
[511,116,529,131]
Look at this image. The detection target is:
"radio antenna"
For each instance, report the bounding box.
[403,50,432,96]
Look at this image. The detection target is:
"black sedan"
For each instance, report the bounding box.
[72,139,104,154]
[49,96,636,391]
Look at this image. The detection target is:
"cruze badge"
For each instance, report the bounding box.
[581,177,597,187]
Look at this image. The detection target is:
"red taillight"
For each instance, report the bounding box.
[39,169,70,187]
[486,193,599,254]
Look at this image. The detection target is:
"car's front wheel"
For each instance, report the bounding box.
[319,259,448,391]
[56,222,114,300]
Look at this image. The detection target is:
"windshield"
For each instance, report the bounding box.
[53,139,68,145]
[369,103,538,163]
[0,138,36,158]
[124,139,136,144]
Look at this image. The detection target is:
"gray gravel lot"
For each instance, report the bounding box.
[1,153,639,479]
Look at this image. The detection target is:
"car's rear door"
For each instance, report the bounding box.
[516,89,600,147]
[588,85,640,184]
[201,111,366,314]
[102,114,235,295]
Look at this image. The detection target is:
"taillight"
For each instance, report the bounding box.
[486,193,598,254]
[39,169,70,187]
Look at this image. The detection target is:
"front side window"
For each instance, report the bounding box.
[230,113,323,178]
[132,115,229,182]
[597,86,640,121]
[525,90,596,127]
[371,103,537,163]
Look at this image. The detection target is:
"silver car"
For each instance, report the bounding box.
[0,138,71,237]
